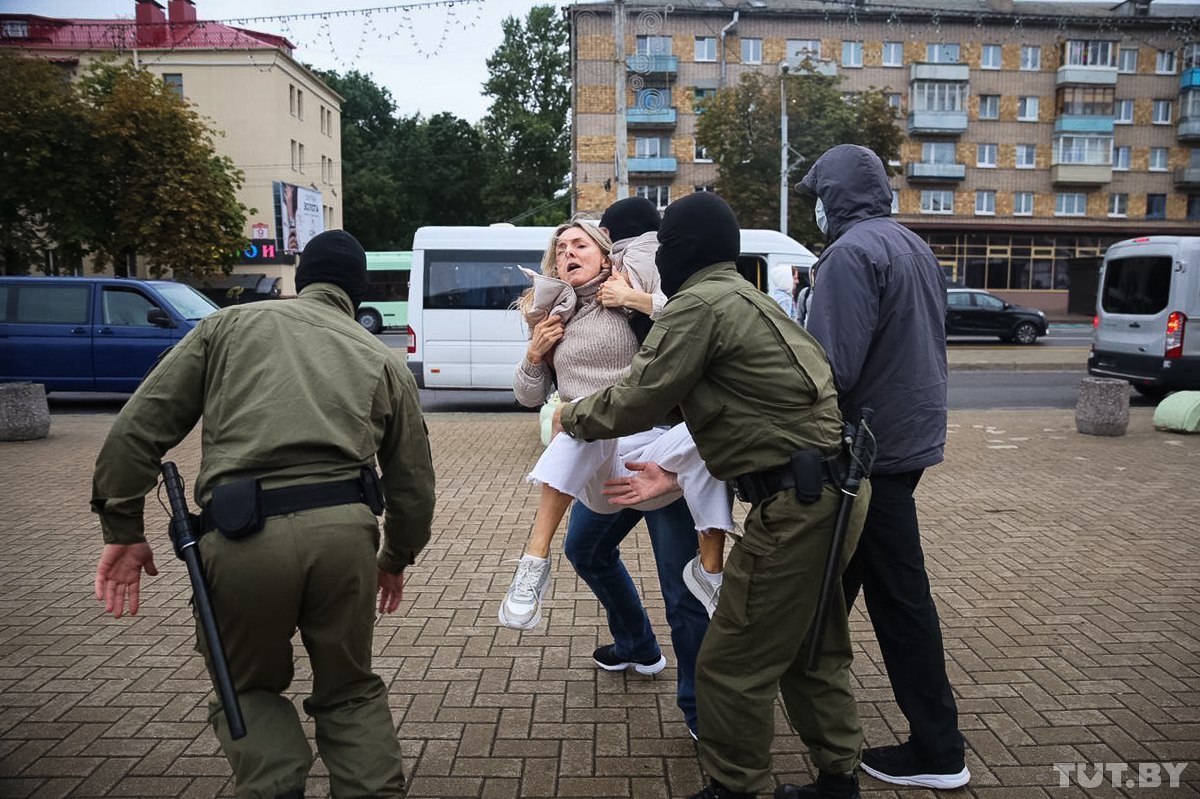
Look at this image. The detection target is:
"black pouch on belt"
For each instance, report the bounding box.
[210,478,265,539]
[360,465,385,515]
[788,449,825,504]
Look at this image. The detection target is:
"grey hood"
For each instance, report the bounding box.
[799,144,893,243]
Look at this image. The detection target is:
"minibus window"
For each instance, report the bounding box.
[15,285,89,324]
[1101,255,1172,315]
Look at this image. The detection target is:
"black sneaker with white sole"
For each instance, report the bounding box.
[860,741,969,790]
[591,644,667,675]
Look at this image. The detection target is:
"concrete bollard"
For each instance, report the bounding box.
[0,382,51,441]
[1076,377,1129,437]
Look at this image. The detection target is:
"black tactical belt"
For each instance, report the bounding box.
[198,477,370,535]
[729,450,847,506]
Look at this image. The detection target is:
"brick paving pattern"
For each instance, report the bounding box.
[1,404,1197,798]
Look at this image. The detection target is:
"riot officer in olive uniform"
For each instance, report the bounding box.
[555,192,869,799]
[92,230,435,798]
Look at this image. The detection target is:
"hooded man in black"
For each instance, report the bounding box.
[800,144,968,790]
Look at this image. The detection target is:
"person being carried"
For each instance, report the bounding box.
[499,210,732,631]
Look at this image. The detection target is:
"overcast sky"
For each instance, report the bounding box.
[7,0,1198,121]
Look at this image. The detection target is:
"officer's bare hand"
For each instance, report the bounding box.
[377,569,405,614]
[527,315,564,365]
[551,403,566,438]
[95,543,158,618]
[602,461,681,505]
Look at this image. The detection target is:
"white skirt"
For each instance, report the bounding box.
[527,423,735,532]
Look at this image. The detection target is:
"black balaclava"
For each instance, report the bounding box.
[295,229,368,309]
[655,192,740,297]
[600,196,661,242]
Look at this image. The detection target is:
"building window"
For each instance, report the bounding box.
[1115,99,1134,124]
[320,104,327,134]
[981,45,1001,70]
[321,155,327,182]
[1055,193,1087,216]
[1156,49,1177,74]
[891,190,899,214]
[636,184,670,209]
[842,41,863,68]
[694,185,714,193]
[912,82,966,112]
[1064,40,1117,68]
[1056,86,1114,116]
[1018,96,1039,121]
[1146,193,1167,219]
[290,139,297,171]
[787,39,821,61]
[635,136,666,158]
[1016,144,1037,168]
[694,143,711,163]
[978,94,999,120]
[975,190,996,215]
[922,141,957,164]
[741,37,762,64]
[1118,47,1138,73]
[636,35,672,56]
[1054,135,1112,165]
[1013,191,1034,216]
[693,87,714,113]
[926,43,960,63]
[1149,147,1169,171]
[289,84,296,116]
[1186,43,1200,71]
[637,87,672,110]
[1020,45,1041,70]
[920,190,954,214]
[326,108,335,136]
[2,20,29,37]
[1187,194,1200,221]
[1185,90,1200,121]
[695,36,717,62]
[297,142,304,172]
[882,41,903,67]
[296,89,304,120]
[1152,100,1173,124]
[1108,193,1128,217]
[885,93,902,111]
[1113,146,1131,171]
[977,143,998,168]
[162,73,183,98]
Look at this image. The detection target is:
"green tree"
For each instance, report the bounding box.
[480,5,571,224]
[79,60,249,277]
[0,53,93,274]
[695,66,902,246]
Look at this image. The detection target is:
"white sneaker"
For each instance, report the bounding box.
[498,556,552,630]
[682,555,721,618]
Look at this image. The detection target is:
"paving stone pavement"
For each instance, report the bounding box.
[1,405,1197,799]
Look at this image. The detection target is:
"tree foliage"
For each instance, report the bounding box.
[480,5,571,224]
[695,66,903,246]
[0,54,249,276]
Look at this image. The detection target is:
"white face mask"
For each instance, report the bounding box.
[814,198,828,235]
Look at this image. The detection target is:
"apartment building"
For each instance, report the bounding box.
[570,0,1200,312]
[0,0,343,293]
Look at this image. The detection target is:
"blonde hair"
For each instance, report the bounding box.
[517,218,614,320]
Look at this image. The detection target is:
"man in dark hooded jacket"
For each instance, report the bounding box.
[556,192,870,799]
[800,144,969,790]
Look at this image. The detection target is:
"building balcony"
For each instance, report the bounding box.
[1056,65,1118,86]
[1175,165,1200,187]
[1181,68,1200,91]
[626,54,678,78]
[628,156,678,175]
[907,110,968,135]
[1179,116,1200,141]
[909,63,970,82]
[906,162,966,181]
[1051,163,1112,185]
[627,107,677,128]
[1054,115,1115,134]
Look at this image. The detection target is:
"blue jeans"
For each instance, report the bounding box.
[563,497,710,730]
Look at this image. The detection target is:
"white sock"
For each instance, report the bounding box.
[521,553,548,564]
[699,563,723,586]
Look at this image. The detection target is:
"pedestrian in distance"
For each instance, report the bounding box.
[555,191,871,799]
[799,143,970,790]
[91,229,436,798]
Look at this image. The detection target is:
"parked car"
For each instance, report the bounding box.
[945,288,1048,344]
[0,276,219,393]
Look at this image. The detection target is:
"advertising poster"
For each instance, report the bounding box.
[276,181,324,254]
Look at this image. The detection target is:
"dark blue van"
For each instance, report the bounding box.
[0,277,219,393]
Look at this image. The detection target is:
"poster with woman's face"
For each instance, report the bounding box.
[277,182,324,253]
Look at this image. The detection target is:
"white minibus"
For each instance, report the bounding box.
[406,225,817,389]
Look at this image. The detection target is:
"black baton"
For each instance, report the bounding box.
[161,462,247,740]
[806,409,874,672]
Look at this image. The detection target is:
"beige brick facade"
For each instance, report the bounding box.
[578,135,615,164]
[578,85,616,115]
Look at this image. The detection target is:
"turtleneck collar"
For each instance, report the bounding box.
[574,268,612,302]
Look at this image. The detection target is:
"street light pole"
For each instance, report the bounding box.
[780,61,789,235]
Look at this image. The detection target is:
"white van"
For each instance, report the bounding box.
[406,225,817,389]
[1088,236,1200,398]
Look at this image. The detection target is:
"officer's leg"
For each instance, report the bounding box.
[197,522,311,797]
[857,471,963,765]
[297,506,407,798]
[695,491,845,794]
[563,504,661,662]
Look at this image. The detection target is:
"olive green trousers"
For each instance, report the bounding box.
[195,504,406,799]
[696,481,870,794]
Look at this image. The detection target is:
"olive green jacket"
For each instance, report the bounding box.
[90,284,435,573]
[560,263,843,480]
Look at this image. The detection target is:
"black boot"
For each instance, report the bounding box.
[686,778,758,798]
[773,771,859,799]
